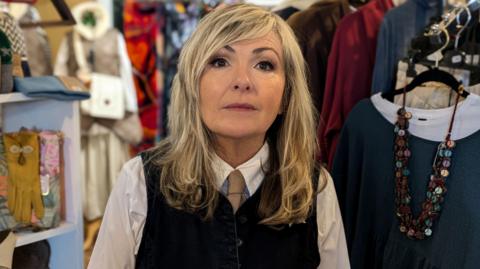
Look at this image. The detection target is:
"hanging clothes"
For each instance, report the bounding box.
[17,7,53,76]
[159,2,201,139]
[318,0,394,168]
[113,0,125,33]
[287,0,351,116]
[55,2,141,221]
[0,11,26,77]
[332,93,480,269]
[0,12,26,58]
[124,0,163,152]
[371,0,443,94]
[271,0,320,19]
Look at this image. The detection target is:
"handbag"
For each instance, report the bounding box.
[81,73,125,120]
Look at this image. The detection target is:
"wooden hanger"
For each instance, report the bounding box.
[14,0,76,28]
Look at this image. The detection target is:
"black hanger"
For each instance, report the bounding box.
[382,68,470,101]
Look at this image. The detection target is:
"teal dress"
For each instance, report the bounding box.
[332,99,480,269]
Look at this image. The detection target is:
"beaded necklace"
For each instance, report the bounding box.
[393,84,463,240]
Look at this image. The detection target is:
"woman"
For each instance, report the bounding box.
[88,4,349,269]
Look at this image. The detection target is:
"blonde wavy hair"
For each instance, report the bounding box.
[148,3,320,226]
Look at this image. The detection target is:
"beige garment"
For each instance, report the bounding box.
[394,61,480,108]
[19,7,53,76]
[55,30,142,144]
[81,124,130,221]
[0,231,16,269]
[55,28,140,220]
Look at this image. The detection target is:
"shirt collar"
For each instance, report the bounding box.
[212,142,269,195]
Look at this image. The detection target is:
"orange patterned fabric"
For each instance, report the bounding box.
[124,0,163,152]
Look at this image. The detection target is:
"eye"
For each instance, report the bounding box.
[10,145,20,154]
[256,61,274,71]
[22,146,34,154]
[209,57,229,68]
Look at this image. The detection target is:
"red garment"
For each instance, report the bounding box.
[124,0,163,153]
[319,0,393,169]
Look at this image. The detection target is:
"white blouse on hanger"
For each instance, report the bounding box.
[371,92,480,141]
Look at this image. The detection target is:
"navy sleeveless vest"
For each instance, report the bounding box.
[135,152,320,269]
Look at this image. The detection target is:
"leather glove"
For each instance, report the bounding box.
[4,131,44,223]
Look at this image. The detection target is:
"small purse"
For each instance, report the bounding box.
[81,73,125,120]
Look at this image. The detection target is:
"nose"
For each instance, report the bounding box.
[234,84,250,90]
[232,65,252,91]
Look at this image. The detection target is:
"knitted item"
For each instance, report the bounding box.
[0,31,13,93]
[0,12,27,57]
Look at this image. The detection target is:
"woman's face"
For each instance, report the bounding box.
[199,31,286,144]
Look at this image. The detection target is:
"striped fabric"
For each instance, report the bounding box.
[0,12,26,57]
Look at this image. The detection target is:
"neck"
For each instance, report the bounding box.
[214,136,265,168]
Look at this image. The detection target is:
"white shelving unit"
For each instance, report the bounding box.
[1,93,83,269]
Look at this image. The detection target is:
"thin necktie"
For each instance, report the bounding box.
[227,170,246,213]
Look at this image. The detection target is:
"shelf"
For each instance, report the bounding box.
[0,92,41,104]
[15,222,77,247]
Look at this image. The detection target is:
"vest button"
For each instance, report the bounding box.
[236,238,243,247]
[238,215,248,224]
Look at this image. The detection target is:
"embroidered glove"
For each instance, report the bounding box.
[37,131,62,228]
[4,131,44,223]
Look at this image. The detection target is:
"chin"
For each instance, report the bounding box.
[214,127,265,141]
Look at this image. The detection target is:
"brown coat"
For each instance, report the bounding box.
[287,0,351,115]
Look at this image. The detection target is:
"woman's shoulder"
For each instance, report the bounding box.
[313,166,332,192]
[115,156,146,191]
[315,167,337,202]
[122,155,145,175]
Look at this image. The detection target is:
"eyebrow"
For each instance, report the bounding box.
[223,45,281,59]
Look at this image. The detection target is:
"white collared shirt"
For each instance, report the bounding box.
[88,143,350,269]
[213,142,269,197]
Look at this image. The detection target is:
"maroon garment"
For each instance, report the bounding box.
[287,0,351,115]
[318,0,393,168]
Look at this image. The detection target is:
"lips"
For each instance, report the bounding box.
[223,103,257,110]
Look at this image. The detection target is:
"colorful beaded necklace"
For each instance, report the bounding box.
[393,85,463,240]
